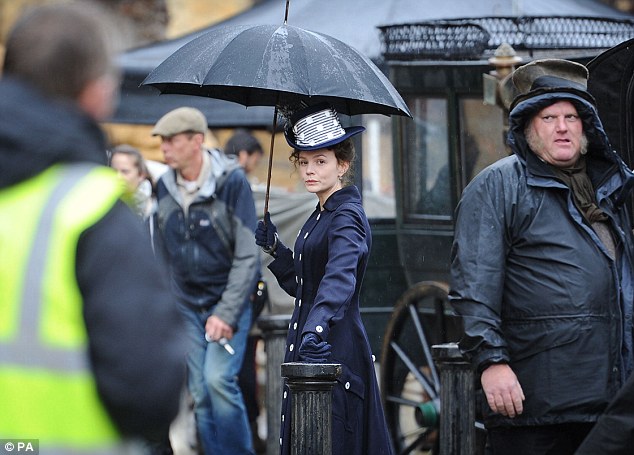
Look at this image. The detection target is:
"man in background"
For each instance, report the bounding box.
[153,108,259,455]
[0,2,186,453]
[224,128,265,175]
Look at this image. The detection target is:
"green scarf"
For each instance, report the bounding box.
[552,157,608,223]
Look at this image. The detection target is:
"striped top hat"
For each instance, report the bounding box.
[285,103,365,151]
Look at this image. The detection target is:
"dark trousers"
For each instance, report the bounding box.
[487,423,595,455]
[238,334,260,423]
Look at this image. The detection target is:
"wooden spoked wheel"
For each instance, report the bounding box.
[379,281,461,455]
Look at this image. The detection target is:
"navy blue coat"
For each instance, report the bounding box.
[269,186,393,455]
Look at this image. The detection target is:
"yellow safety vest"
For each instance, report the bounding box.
[0,164,125,452]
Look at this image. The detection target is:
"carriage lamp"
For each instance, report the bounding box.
[483,43,522,109]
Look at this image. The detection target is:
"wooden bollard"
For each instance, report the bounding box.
[281,362,341,455]
[258,314,292,455]
[432,342,477,455]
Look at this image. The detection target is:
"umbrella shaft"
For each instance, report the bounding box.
[264,105,278,217]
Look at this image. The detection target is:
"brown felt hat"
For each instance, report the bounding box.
[152,107,208,137]
[509,59,595,111]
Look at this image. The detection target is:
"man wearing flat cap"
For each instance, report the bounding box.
[449,59,634,454]
[152,107,260,455]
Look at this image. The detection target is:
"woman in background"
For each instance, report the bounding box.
[109,144,156,221]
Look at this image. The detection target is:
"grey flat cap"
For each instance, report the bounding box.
[152,107,208,137]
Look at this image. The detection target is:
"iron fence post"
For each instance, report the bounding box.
[258,314,292,455]
[281,362,341,455]
[432,342,477,455]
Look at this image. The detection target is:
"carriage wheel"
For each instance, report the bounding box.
[379,281,459,455]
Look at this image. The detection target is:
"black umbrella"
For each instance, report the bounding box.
[587,38,634,218]
[142,1,411,213]
[141,26,410,118]
[587,38,634,169]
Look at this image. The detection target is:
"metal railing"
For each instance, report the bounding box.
[380,16,634,60]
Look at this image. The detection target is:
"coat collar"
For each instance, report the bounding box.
[320,185,362,212]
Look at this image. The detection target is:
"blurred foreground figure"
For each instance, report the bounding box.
[0,2,186,453]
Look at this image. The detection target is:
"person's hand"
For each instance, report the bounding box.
[205,315,234,342]
[480,363,525,418]
[298,333,331,363]
[255,212,279,256]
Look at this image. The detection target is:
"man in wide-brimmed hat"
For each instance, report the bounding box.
[449,59,634,454]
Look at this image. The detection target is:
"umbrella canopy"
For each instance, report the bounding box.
[142,23,411,118]
[587,38,634,169]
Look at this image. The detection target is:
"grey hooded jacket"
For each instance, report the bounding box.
[155,148,259,328]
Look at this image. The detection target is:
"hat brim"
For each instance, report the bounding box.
[510,87,596,112]
[285,126,365,151]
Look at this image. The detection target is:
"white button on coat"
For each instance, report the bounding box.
[315,325,323,333]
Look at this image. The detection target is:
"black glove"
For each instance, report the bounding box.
[298,333,331,364]
[255,212,279,256]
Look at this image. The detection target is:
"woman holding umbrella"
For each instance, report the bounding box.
[256,103,393,455]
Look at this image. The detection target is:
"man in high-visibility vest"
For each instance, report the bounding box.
[0,2,187,453]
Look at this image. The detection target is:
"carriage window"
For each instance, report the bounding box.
[361,114,396,219]
[458,98,508,188]
[403,97,450,217]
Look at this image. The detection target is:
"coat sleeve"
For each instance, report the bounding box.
[213,171,260,329]
[268,244,297,298]
[302,205,368,342]
[77,201,187,441]
[449,168,512,371]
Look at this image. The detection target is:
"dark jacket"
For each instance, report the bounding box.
[576,367,634,454]
[269,186,393,455]
[0,77,186,440]
[155,149,259,328]
[449,91,634,428]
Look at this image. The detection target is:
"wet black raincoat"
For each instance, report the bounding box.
[576,366,634,454]
[449,91,634,428]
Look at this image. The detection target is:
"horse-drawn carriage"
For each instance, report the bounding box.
[357,16,634,454]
